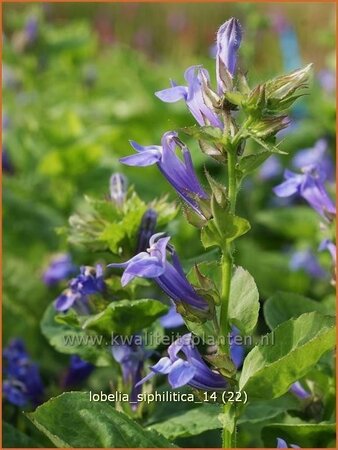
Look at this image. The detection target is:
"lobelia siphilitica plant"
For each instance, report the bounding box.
[27,17,336,449]
[108,17,335,448]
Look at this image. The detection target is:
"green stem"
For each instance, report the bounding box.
[222,425,232,449]
[220,147,238,447]
[227,150,237,213]
[219,249,232,350]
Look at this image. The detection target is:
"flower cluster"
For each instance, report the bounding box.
[54,264,105,313]
[136,333,228,390]
[3,339,44,407]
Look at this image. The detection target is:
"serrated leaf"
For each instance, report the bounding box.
[239,312,336,400]
[264,291,329,330]
[181,125,223,144]
[248,134,287,154]
[41,304,112,366]
[201,215,250,249]
[237,152,271,176]
[83,299,168,336]
[228,266,260,334]
[27,392,175,448]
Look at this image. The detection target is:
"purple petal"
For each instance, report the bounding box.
[290,381,311,399]
[168,333,192,361]
[121,255,165,286]
[216,18,242,76]
[160,306,184,328]
[277,438,288,448]
[129,140,162,153]
[150,356,173,374]
[155,85,188,103]
[54,292,77,312]
[273,177,301,197]
[167,359,196,388]
[120,150,161,167]
[134,370,155,388]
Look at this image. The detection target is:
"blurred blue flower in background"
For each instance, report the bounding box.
[43,253,77,286]
[289,249,326,278]
[3,339,44,407]
[62,355,94,388]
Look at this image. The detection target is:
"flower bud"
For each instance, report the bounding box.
[216,18,242,93]
[109,173,128,206]
[265,64,312,112]
[136,209,158,253]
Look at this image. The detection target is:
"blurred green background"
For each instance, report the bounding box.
[2,3,336,442]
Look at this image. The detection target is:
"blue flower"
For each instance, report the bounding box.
[3,339,44,407]
[136,333,228,390]
[277,438,300,448]
[318,69,335,94]
[216,18,242,91]
[160,305,185,328]
[289,249,326,278]
[108,233,208,312]
[136,209,158,253]
[54,264,105,312]
[43,253,77,286]
[62,356,94,388]
[109,172,128,206]
[2,148,15,175]
[155,66,222,129]
[120,131,209,216]
[112,336,149,410]
[230,327,245,369]
[25,16,38,44]
[273,169,336,220]
[69,264,105,296]
[292,139,334,182]
[289,381,311,400]
[259,156,282,180]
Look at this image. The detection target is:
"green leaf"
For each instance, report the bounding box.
[27,392,175,448]
[148,404,221,440]
[83,299,168,336]
[238,395,299,425]
[237,152,271,176]
[261,422,335,448]
[41,304,111,366]
[248,134,287,154]
[182,125,223,144]
[256,207,319,240]
[3,422,41,448]
[239,312,336,400]
[201,215,250,249]
[228,266,260,334]
[264,291,329,330]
